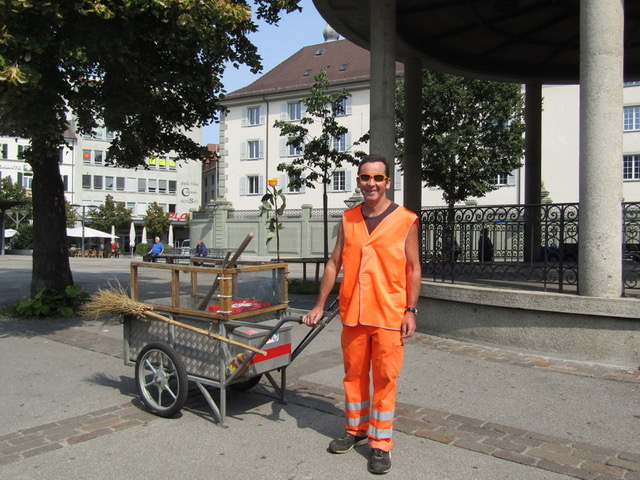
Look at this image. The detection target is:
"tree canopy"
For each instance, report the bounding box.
[0,0,301,295]
[395,70,525,209]
[143,202,171,241]
[87,194,132,233]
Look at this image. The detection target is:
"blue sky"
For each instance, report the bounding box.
[203,0,329,144]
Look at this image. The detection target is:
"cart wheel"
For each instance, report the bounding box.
[135,342,188,417]
[230,374,262,391]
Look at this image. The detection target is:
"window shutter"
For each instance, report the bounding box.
[345,132,352,152]
[301,103,307,118]
[507,172,517,185]
[258,175,265,194]
[394,167,402,190]
[259,111,266,125]
[345,172,352,192]
[241,109,248,127]
[240,177,247,195]
[280,103,288,121]
[259,140,265,159]
[345,97,353,115]
[240,142,247,160]
[280,138,287,157]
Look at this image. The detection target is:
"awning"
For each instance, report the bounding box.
[66,226,119,238]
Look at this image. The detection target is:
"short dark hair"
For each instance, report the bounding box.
[358,154,390,177]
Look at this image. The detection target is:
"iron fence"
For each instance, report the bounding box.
[421,202,640,295]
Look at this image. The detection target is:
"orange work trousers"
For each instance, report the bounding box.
[341,323,404,452]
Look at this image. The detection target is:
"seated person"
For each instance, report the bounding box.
[194,239,208,265]
[144,236,164,262]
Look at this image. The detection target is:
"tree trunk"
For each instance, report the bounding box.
[30,149,74,296]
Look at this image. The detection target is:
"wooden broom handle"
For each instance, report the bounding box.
[145,310,267,356]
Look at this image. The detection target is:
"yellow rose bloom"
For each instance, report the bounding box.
[268,177,278,187]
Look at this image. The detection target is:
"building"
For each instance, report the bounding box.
[217,30,640,211]
[0,118,202,250]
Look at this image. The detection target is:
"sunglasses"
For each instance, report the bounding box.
[358,173,388,182]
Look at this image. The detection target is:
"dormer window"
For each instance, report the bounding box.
[315,48,326,56]
[340,63,348,71]
[303,69,312,76]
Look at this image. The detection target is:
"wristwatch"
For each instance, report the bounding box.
[405,307,418,314]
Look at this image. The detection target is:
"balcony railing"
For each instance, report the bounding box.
[420,202,640,296]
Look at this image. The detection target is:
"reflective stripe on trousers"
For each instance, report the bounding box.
[341,323,404,451]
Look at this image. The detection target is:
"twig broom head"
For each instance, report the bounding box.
[80,282,151,324]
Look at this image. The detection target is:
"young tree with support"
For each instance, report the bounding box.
[275,68,368,259]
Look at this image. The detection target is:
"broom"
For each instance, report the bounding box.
[80,283,267,356]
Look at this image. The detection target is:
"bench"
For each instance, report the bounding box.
[274,257,327,283]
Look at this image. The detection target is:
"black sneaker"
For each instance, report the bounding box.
[368,448,391,474]
[328,433,367,454]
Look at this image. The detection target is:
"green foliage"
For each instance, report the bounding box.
[64,200,77,228]
[87,194,132,233]
[143,202,171,239]
[135,242,149,256]
[0,177,32,228]
[259,178,286,259]
[395,70,525,208]
[11,285,90,318]
[12,222,33,249]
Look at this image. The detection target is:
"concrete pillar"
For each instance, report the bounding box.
[579,0,624,297]
[369,0,397,201]
[524,82,543,262]
[403,58,423,214]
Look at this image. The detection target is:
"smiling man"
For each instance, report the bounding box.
[302,154,421,475]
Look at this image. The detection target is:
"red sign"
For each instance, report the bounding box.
[168,212,189,221]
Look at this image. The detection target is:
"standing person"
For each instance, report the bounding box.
[110,240,117,258]
[302,154,421,475]
[478,228,494,262]
[194,239,208,266]
[145,236,164,262]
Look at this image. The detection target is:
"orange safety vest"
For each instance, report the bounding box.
[339,205,417,330]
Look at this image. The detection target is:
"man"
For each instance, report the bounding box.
[302,154,421,475]
[146,236,164,262]
[194,239,208,266]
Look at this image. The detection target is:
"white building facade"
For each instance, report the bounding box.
[218,36,640,211]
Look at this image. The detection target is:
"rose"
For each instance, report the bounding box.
[259,178,286,261]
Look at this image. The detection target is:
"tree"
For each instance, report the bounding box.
[87,194,132,233]
[395,70,525,210]
[274,68,368,259]
[0,177,32,229]
[143,203,171,241]
[0,0,301,296]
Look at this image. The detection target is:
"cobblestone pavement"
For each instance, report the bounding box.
[1,317,638,479]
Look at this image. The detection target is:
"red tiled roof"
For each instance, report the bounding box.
[224,39,403,100]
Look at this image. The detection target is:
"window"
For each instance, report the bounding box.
[169,180,177,194]
[281,174,305,194]
[125,177,136,192]
[138,178,146,193]
[288,101,302,121]
[105,176,114,190]
[240,140,264,160]
[93,175,103,189]
[20,172,33,189]
[334,97,348,116]
[240,175,264,195]
[17,145,26,159]
[62,175,69,192]
[496,172,517,186]
[331,171,347,192]
[281,137,303,157]
[148,179,157,193]
[94,151,104,164]
[82,175,92,189]
[127,202,135,213]
[623,106,640,131]
[116,177,125,191]
[169,158,176,171]
[248,106,261,126]
[159,179,167,193]
[333,133,347,152]
[624,155,640,179]
[83,150,92,164]
[0,144,8,159]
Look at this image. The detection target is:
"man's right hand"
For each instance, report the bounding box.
[301,306,324,327]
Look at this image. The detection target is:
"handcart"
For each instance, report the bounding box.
[121,249,337,426]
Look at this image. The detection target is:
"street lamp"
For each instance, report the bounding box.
[70,204,98,257]
[344,187,364,209]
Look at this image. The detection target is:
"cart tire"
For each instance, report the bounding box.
[135,342,188,417]
[230,374,262,391]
